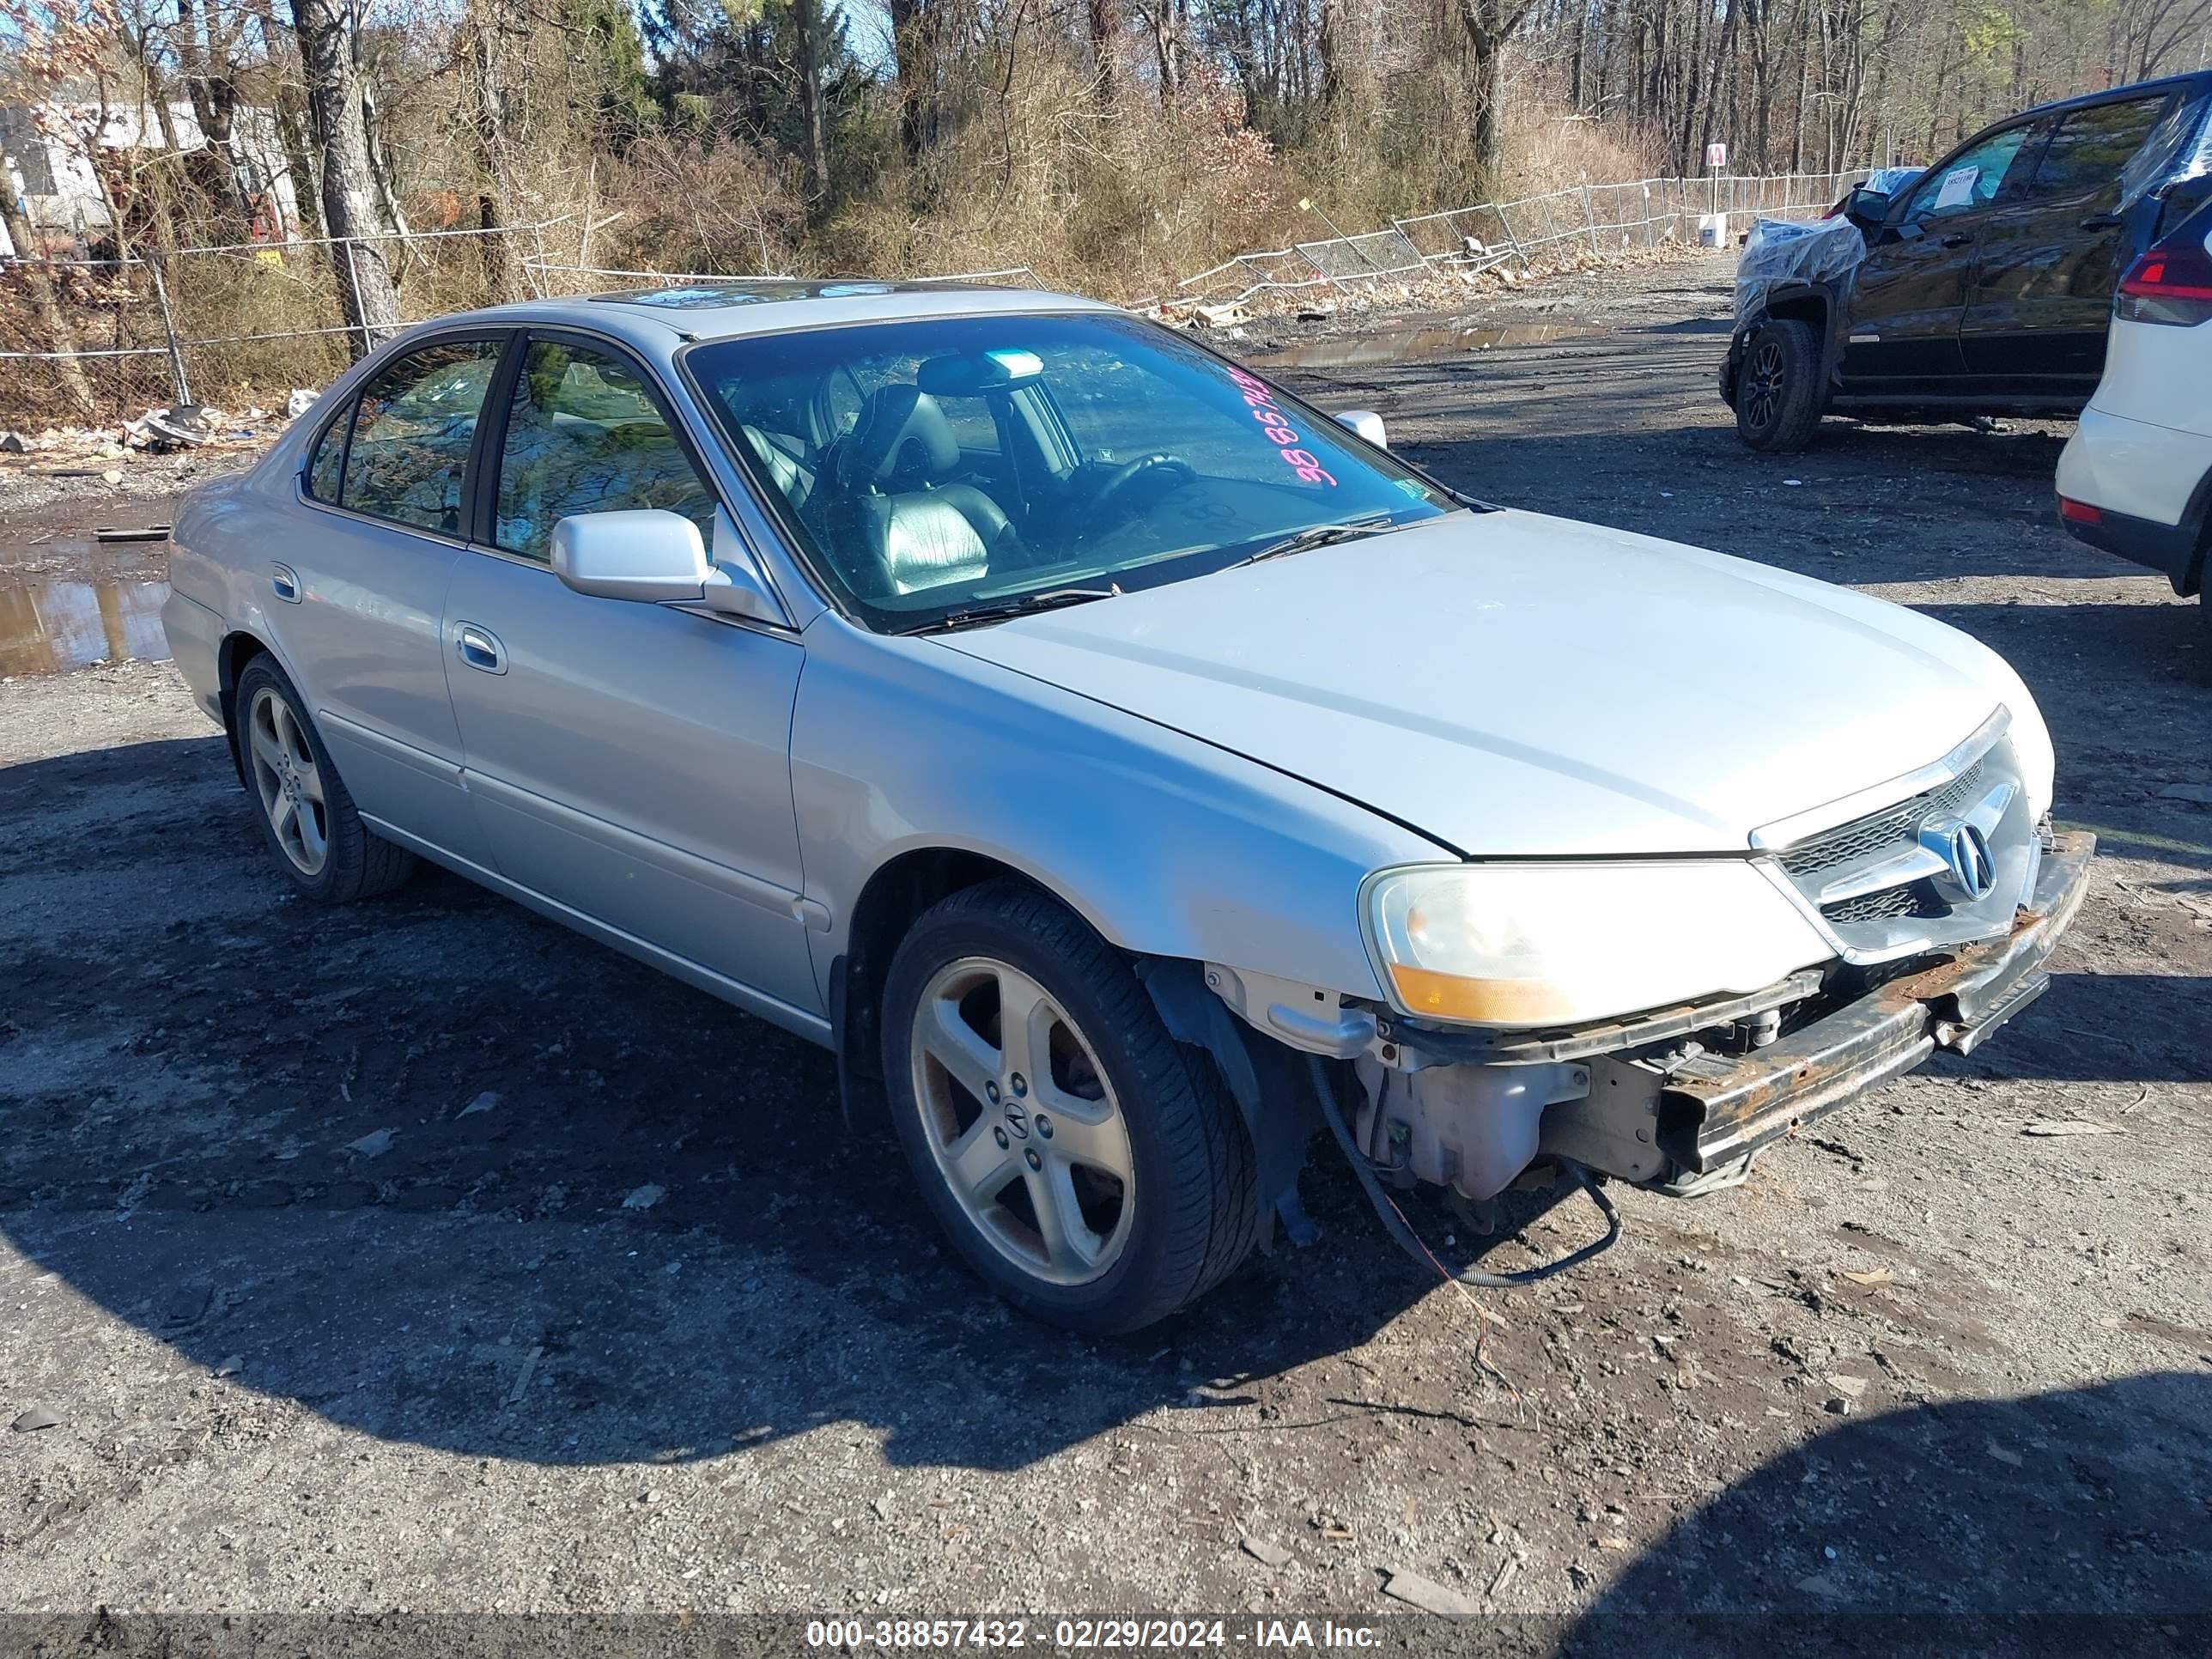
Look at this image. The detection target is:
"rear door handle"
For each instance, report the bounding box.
[453,621,507,675]
[271,563,301,603]
[2080,212,2123,231]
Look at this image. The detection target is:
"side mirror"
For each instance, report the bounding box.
[550,507,784,625]
[1333,409,1388,449]
[1844,189,1893,228]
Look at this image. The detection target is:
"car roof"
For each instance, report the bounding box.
[2002,69,2212,126]
[426,281,1123,357]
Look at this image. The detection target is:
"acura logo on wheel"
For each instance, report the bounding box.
[1002,1101,1030,1139]
[1920,816,1996,902]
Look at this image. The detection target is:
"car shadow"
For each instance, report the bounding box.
[0,732,1538,1474]
[1557,1371,2212,1650]
[2,721,2201,1479]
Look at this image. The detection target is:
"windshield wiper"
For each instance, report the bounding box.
[1227,513,1398,568]
[921,586,1121,634]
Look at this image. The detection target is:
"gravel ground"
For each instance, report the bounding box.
[3,252,2209,1653]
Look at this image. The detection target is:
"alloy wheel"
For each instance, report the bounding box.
[246,685,329,876]
[908,954,1135,1285]
[1744,338,1785,430]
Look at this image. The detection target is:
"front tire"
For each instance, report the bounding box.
[1735,318,1825,453]
[234,656,416,902]
[881,880,1259,1334]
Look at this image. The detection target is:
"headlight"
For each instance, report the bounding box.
[1362,860,1833,1027]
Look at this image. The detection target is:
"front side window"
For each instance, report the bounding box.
[1903,125,2038,222]
[338,339,502,534]
[495,338,720,561]
[686,312,1456,632]
[2032,97,2172,204]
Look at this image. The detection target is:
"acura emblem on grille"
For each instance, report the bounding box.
[1920,816,1997,902]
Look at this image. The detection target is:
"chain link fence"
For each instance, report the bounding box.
[1171,170,1863,307]
[0,218,574,427]
[0,171,1867,428]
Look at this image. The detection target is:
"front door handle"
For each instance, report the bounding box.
[453,621,507,675]
[271,563,301,603]
[1939,232,1971,249]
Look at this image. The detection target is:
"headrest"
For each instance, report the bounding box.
[842,385,960,489]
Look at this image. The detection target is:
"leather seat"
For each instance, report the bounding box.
[830,386,1014,597]
[740,424,816,511]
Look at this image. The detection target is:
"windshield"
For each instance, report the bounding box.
[684,311,1458,631]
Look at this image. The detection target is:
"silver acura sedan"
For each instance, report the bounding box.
[164,281,2091,1333]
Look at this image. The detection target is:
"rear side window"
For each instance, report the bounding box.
[2031,97,2172,203]
[337,339,504,535]
[306,414,346,502]
[494,338,719,561]
[1903,125,2037,221]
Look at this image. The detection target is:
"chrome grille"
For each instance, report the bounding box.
[1777,761,1986,884]
[1820,880,1949,925]
[1764,732,2033,962]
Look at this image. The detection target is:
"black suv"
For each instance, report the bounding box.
[1723,72,2212,452]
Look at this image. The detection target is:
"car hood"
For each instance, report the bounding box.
[939,509,2019,857]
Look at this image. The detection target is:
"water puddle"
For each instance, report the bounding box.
[1258,319,1593,371]
[0,578,172,677]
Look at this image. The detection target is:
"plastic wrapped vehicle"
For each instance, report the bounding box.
[1734,216,1868,325]
[1722,70,2212,453]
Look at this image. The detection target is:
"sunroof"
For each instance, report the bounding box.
[590,278,995,310]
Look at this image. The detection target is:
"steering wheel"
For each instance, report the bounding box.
[1090,453,1195,520]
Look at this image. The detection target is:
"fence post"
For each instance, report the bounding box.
[145,260,193,410]
[1580,183,1599,257]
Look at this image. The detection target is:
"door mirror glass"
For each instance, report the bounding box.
[1333,410,1388,448]
[552,507,782,624]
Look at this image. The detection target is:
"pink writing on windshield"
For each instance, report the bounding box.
[1228,368,1338,486]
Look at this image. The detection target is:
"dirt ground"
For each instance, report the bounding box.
[3,252,2210,1653]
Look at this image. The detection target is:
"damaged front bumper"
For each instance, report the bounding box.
[1657,829,2095,1176]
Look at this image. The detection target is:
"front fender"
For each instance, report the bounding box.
[791,617,1452,1003]
[1723,278,1844,406]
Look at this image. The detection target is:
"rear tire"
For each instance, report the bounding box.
[1735,319,1826,453]
[234,656,416,903]
[881,879,1260,1334]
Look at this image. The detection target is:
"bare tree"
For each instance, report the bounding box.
[0,184,99,417]
[1449,0,1538,182]
[286,0,398,349]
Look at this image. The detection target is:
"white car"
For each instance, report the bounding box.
[2057,200,2212,678]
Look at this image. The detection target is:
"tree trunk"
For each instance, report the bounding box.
[1087,0,1117,102]
[460,15,515,301]
[1695,0,1742,168]
[0,185,98,418]
[286,0,398,352]
[1455,0,1532,186]
[173,0,253,237]
[794,0,830,198]
[889,0,932,162]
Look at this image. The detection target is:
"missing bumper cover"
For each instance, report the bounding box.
[1656,830,2094,1174]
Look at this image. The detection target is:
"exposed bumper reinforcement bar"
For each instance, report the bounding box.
[1656,830,2095,1176]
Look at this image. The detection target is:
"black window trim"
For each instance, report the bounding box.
[294,325,518,545]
